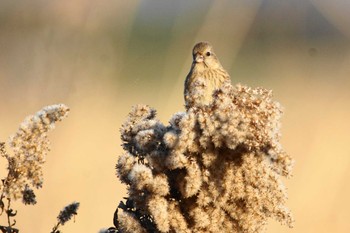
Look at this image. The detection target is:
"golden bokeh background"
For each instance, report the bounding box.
[0,0,350,232]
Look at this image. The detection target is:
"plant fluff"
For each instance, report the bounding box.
[113,79,294,233]
[1,104,69,201]
[0,104,71,232]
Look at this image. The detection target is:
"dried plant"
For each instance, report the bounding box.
[51,202,80,233]
[109,79,294,233]
[0,104,78,232]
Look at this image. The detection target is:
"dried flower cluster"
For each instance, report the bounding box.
[57,201,80,225]
[0,104,69,201]
[113,80,294,233]
[0,104,69,231]
[51,201,80,233]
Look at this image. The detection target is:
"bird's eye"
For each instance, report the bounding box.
[206,51,211,56]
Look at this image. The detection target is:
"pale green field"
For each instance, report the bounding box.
[1,1,350,232]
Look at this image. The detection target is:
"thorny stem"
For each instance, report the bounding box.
[0,145,17,232]
[7,199,11,229]
[0,193,4,215]
[0,170,18,232]
[0,144,7,216]
[51,222,61,233]
[0,197,18,233]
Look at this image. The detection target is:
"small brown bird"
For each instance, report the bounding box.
[184,42,231,109]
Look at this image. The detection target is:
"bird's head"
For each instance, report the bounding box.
[192,42,221,69]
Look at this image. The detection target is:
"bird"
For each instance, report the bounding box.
[184,42,231,109]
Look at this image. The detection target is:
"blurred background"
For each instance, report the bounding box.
[0,0,349,232]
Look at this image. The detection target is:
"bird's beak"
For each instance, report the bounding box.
[195,54,204,63]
